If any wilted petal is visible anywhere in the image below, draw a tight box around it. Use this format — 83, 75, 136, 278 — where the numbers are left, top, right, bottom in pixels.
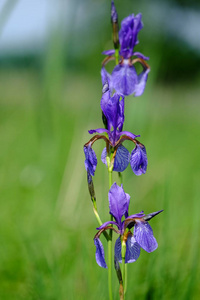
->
130, 143, 147, 176
109, 183, 130, 226
114, 235, 140, 263
113, 145, 130, 172
112, 64, 138, 96
134, 67, 150, 97
94, 238, 107, 268
84, 145, 97, 176
134, 221, 158, 253
125, 235, 141, 263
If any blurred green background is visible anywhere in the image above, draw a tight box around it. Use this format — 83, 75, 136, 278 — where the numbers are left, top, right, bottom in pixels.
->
0, 0, 200, 299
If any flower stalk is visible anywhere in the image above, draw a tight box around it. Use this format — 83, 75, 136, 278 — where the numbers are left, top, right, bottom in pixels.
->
83, 1, 163, 299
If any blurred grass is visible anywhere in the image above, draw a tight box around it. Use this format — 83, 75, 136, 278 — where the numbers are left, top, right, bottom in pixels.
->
0, 68, 199, 300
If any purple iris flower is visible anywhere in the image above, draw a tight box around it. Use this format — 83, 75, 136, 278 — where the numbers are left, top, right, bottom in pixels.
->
94, 183, 163, 268
102, 4, 150, 96
84, 81, 148, 176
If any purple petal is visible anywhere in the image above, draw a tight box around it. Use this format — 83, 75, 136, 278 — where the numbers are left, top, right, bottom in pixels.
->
114, 237, 122, 262
101, 67, 112, 92
102, 49, 115, 56
101, 147, 108, 166
114, 235, 141, 263
101, 92, 124, 135
134, 67, 150, 97
125, 235, 141, 263
88, 128, 109, 135
119, 130, 140, 140
113, 145, 130, 172
130, 143, 147, 176
84, 145, 97, 176
109, 183, 130, 226
96, 220, 118, 230
133, 51, 149, 60
101, 145, 130, 172
112, 64, 138, 96
134, 221, 158, 253
111, 0, 118, 23
119, 13, 143, 58
94, 238, 107, 268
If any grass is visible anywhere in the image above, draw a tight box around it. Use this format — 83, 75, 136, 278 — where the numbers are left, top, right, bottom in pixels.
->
0, 69, 199, 299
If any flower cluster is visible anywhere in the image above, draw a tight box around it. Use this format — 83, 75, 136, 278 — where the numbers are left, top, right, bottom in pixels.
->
83, 1, 162, 298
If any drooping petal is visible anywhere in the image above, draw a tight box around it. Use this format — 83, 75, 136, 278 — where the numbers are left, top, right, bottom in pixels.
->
125, 235, 141, 263
130, 143, 147, 176
134, 67, 150, 97
114, 235, 141, 263
109, 183, 130, 226
84, 145, 97, 176
101, 145, 130, 173
94, 238, 107, 268
101, 67, 113, 93
112, 64, 138, 96
114, 237, 122, 262
113, 145, 130, 172
134, 221, 158, 253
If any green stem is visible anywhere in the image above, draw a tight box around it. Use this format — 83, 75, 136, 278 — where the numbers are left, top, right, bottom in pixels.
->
121, 240, 126, 299
115, 49, 119, 65
118, 172, 123, 185
125, 263, 127, 295
92, 199, 110, 241
108, 238, 113, 300
106, 155, 113, 300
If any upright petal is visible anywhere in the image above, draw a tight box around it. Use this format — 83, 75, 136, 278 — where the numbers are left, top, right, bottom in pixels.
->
119, 14, 143, 58
130, 143, 147, 175
112, 64, 138, 96
134, 221, 158, 253
94, 238, 107, 268
84, 145, 97, 176
109, 183, 130, 226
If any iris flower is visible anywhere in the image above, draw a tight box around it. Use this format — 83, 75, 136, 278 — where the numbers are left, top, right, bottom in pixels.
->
94, 183, 163, 268
102, 4, 150, 96
84, 81, 147, 177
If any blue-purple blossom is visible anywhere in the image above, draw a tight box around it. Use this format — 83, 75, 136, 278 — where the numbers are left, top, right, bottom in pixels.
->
102, 3, 150, 96
84, 81, 147, 176
94, 183, 163, 268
